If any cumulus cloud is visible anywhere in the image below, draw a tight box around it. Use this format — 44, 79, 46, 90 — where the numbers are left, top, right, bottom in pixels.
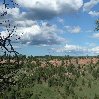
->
88, 11, 99, 17
83, 0, 99, 11
64, 26, 81, 33
1, 22, 65, 46
52, 44, 87, 54
15, 20, 36, 27
0, 4, 23, 20
15, 0, 83, 20
0, 3, 66, 46
51, 44, 99, 55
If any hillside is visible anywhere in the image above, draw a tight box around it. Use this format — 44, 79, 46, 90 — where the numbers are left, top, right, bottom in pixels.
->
0, 55, 99, 99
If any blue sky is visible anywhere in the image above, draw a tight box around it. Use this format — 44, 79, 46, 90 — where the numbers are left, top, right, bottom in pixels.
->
0, 0, 99, 56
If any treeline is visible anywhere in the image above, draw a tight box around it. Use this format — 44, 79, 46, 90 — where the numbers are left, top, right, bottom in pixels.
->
1, 54, 99, 61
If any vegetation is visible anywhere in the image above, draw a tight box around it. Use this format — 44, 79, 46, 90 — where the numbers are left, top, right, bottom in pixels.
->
0, 55, 99, 99
0, 1, 99, 99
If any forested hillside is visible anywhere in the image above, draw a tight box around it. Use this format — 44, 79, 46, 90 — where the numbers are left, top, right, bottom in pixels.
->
0, 55, 99, 99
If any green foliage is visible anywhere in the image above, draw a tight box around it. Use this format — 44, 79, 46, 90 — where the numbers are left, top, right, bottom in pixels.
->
94, 94, 99, 99
1, 55, 99, 99
34, 94, 39, 99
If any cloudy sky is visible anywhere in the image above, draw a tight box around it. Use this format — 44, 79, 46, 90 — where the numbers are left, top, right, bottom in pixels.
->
0, 0, 99, 56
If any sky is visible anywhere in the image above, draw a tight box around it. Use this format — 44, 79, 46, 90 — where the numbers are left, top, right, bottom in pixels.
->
0, 0, 99, 56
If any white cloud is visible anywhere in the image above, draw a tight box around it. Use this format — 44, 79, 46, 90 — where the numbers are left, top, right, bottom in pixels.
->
51, 44, 86, 53
91, 46, 99, 54
92, 33, 99, 38
15, 20, 37, 27
1, 22, 66, 46
64, 26, 81, 33
0, 3, 66, 46
7, 7, 21, 18
0, 4, 23, 19
15, 0, 83, 20
83, 0, 99, 11
88, 11, 99, 17
15, 0, 83, 10
51, 44, 99, 55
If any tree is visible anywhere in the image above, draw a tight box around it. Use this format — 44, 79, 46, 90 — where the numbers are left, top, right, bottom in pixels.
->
0, 0, 20, 93
0, 0, 18, 54
95, 19, 99, 31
